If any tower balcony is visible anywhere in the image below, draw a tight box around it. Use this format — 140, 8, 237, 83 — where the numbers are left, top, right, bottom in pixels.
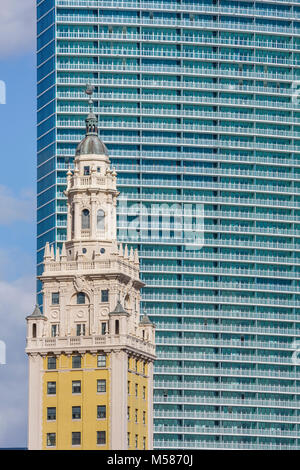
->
25, 332, 156, 359
42, 253, 141, 282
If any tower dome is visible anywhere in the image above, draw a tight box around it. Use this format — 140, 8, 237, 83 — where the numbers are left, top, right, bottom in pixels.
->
75, 85, 109, 157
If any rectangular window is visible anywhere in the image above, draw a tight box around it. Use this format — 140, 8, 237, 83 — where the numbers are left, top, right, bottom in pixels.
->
51, 324, 58, 337
143, 436, 146, 450
135, 359, 138, 372
128, 381, 130, 395
72, 406, 81, 419
47, 381, 56, 395
72, 406, 81, 420
135, 409, 138, 423
47, 356, 56, 370
84, 166, 90, 175
97, 405, 106, 419
72, 355, 82, 369
127, 406, 130, 421
72, 432, 81, 446
143, 411, 146, 425
97, 431, 106, 445
51, 292, 59, 304
143, 362, 146, 374
101, 289, 109, 302
47, 407, 56, 421
127, 432, 130, 448
47, 433, 56, 447
97, 354, 106, 367
143, 386, 146, 400
101, 322, 107, 335
135, 434, 138, 449
76, 324, 85, 336
72, 380, 81, 394
135, 383, 138, 397
97, 379, 106, 393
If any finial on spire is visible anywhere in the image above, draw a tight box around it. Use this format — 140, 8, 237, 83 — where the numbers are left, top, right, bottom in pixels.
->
85, 82, 95, 114
84, 82, 98, 136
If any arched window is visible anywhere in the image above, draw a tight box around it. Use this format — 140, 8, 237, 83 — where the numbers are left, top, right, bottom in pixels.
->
71, 206, 75, 234
81, 209, 90, 229
97, 209, 105, 230
115, 319, 119, 335
77, 292, 86, 304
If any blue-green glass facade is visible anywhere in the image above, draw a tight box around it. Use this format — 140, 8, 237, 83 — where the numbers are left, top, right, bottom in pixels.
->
37, 0, 300, 449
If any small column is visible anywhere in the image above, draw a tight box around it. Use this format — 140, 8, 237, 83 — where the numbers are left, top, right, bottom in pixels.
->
74, 201, 80, 240
91, 196, 97, 239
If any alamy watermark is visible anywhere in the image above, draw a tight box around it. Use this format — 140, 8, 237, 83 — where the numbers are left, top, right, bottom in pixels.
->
0, 340, 6, 365
118, 199, 204, 251
0, 81, 6, 105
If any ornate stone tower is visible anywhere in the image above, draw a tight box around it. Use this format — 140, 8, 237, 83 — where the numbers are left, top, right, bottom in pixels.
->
26, 89, 156, 450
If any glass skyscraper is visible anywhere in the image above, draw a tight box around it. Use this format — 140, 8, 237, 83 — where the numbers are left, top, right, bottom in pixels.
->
37, 0, 300, 449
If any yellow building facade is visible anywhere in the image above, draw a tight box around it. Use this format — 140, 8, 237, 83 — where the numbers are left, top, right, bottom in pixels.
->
26, 91, 156, 450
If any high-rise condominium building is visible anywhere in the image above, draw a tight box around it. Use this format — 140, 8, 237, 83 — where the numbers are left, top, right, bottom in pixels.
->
27, 103, 156, 450
37, 0, 300, 449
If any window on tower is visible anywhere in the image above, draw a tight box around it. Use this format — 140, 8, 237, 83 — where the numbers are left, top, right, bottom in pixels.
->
72, 432, 81, 446
97, 354, 106, 367
97, 209, 105, 230
52, 292, 59, 305
47, 433, 56, 447
77, 292, 85, 304
83, 166, 90, 175
97, 379, 106, 393
72, 406, 81, 420
72, 380, 81, 394
72, 355, 82, 369
81, 209, 90, 229
101, 289, 109, 302
76, 323, 86, 336
47, 382, 56, 395
47, 407, 56, 421
47, 356, 57, 370
97, 405, 106, 419
97, 431, 106, 445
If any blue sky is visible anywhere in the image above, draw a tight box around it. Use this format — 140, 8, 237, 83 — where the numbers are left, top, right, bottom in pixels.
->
0, 0, 36, 448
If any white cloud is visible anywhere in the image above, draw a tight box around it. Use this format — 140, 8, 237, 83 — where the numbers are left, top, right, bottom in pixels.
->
0, 276, 35, 448
0, 185, 34, 225
0, 0, 35, 57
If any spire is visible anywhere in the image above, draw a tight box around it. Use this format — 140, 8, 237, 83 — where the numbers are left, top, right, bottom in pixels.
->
85, 83, 98, 136
119, 244, 123, 257
26, 304, 44, 320
109, 300, 129, 316
134, 248, 139, 265
61, 243, 67, 261
75, 83, 109, 157
44, 242, 51, 261
140, 311, 154, 326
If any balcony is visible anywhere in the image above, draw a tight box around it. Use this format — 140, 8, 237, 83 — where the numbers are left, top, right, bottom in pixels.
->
26, 333, 155, 357
56, 14, 297, 36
